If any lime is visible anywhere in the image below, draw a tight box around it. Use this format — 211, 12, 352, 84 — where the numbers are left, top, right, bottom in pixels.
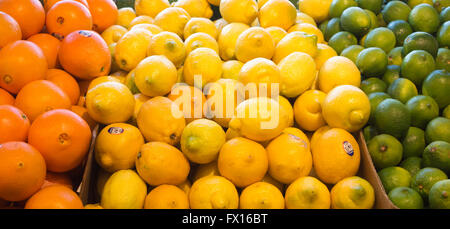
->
378, 166, 411, 193
340, 7, 372, 37
440, 7, 450, 23
387, 47, 404, 66
388, 187, 424, 209
411, 167, 448, 201
363, 27, 396, 53
423, 141, 450, 174
364, 9, 379, 30
400, 50, 436, 87
368, 134, 403, 170
361, 78, 387, 95
433, 0, 450, 12
429, 179, 450, 209
382, 65, 401, 87
403, 31, 439, 57
422, 69, 450, 109
377, 12, 387, 27
368, 92, 391, 124
325, 17, 342, 41
425, 117, 450, 143
374, 98, 411, 139
408, 4, 440, 33
408, 0, 433, 8
402, 127, 426, 158
329, 0, 358, 18
356, 0, 383, 14
387, 20, 413, 46
363, 125, 379, 142
328, 31, 358, 54
387, 78, 418, 104
356, 47, 388, 77
444, 105, 450, 119
436, 48, 450, 71
341, 44, 365, 63
319, 20, 330, 35
437, 21, 450, 48
400, 156, 423, 177
382, 1, 412, 24
405, 95, 439, 129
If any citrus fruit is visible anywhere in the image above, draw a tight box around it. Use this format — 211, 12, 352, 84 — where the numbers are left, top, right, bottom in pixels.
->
324, 17, 341, 41
388, 187, 424, 209
437, 21, 450, 48
429, 179, 450, 209
382, 66, 401, 88
318, 56, 361, 93
288, 23, 325, 44
235, 27, 275, 62
402, 127, 426, 159
101, 169, 147, 209
330, 176, 375, 209
218, 22, 250, 61
378, 166, 412, 193
368, 134, 403, 169
258, 0, 297, 30
328, 0, 358, 18
425, 117, 450, 143
374, 98, 411, 139
285, 176, 331, 209
314, 43, 338, 70
147, 31, 186, 68
124, 69, 140, 94
408, 3, 440, 34
298, 0, 333, 23
184, 17, 218, 40
368, 92, 391, 124
168, 84, 206, 124
25, 185, 83, 209
184, 32, 219, 55
0, 0, 45, 39
45, 69, 80, 105
403, 31, 439, 57
183, 47, 222, 88
135, 0, 170, 18
422, 70, 450, 109
41, 172, 73, 190
365, 9, 379, 30
436, 48, 450, 72
411, 167, 448, 201
406, 95, 439, 129
361, 78, 387, 95
221, 60, 244, 80
173, 0, 213, 18
0, 105, 30, 144
340, 7, 372, 37
265, 26, 288, 46
401, 50, 436, 87
116, 7, 136, 28
134, 55, 177, 97
356, 47, 388, 77
220, 0, 258, 25
0, 88, 14, 105
293, 90, 327, 132
278, 52, 316, 98
144, 185, 189, 209
239, 182, 285, 209
387, 78, 418, 104
356, 0, 383, 14
387, 20, 413, 46
87, 0, 118, 33
340, 45, 364, 63
440, 6, 450, 21
189, 176, 239, 209
387, 47, 403, 66
400, 156, 423, 177
273, 31, 319, 63
296, 12, 317, 26
363, 125, 378, 142
364, 28, 396, 53
381, 1, 412, 24
192, 161, 220, 181
328, 31, 358, 55
27, 33, 61, 69
422, 141, 450, 174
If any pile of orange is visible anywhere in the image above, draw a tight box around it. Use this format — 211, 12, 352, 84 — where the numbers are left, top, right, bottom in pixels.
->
0, 0, 119, 209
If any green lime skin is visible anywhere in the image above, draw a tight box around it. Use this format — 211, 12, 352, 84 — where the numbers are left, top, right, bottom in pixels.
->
387, 78, 418, 104
325, 17, 342, 41
319, 20, 329, 35
400, 50, 436, 88
363, 125, 379, 142
356, 47, 388, 77
328, 31, 358, 54
340, 6, 372, 37
382, 65, 401, 87
388, 187, 424, 209
400, 156, 423, 177
387, 20, 413, 46
408, 3, 441, 34
363, 27, 397, 53
374, 98, 411, 139
356, 0, 383, 14
405, 95, 439, 129
422, 70, 450, 109
115, 0, 135, 9
388, 47, 403, 66
368, 134, 404, 170
329, 0, 359, 18
361, 77, 387, 95
368, 92, 391, 124
378, 166, 412, 193
402, 31, 439, 57
364, 9, 379, 30
433, 0, 450, 13
382, 1, 412, 24
429, 179, 450, 209
411, 167, 448, 202
435, 48, 450, 72
341, 44, 365, 63
440, 7, 450, 23
425, 117, 450, 144
422, 141, 450, 174
437, 21, 450, 48
444, 105, 450, 119
402, 127, 426, 158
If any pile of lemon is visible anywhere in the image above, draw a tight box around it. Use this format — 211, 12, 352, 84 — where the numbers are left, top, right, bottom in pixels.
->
84, 0, 375, 209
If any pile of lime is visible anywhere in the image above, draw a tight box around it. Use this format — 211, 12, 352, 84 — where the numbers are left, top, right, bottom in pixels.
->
319, 0, 450, 209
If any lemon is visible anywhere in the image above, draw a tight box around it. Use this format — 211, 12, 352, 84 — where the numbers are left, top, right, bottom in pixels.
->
84, 204, 103, 209
207, 0, 220, 6
235, 27, 275, 63
115, 28, 153, 71
258, 0, 270, 9
288, 23, 325, 44
177, 66, 184, 83
167, 84, 206, 123
184, 17, 218, 39
318, 56, 361, 93
278, 52, 317, 98
222, 60, 244, 80
131, 23, 163, 35
296, 12, 317, 26
174, 0, 213, 18
180, 119, 226, 164
293, 90, 327, 131
130, 93, 150, 125
193, 161, 221, 181
147, 31, 186, 68
129, 16, 154, 28
86, 82, 135, 125
183, 47, 223, 88
101, 25, 128, 46
101, 170, 147, 209
96, 168, 112, 198
285, 176, 331, 209
273, 31, 318, 63
229, 97, 290, 142
314, 43, 338, 70
135, 55, 178, 97
239, 182, 285, 209
310, 125, 331, 150
220, 0, 258, 25
225, 127, 242, 140
154, 7, 191, 37
331, 176, 375, 209
278, 96, 294, 127
144, 185, 189, 209
322, 85, 370, 132
95, 123, 145, 173
177, 179, 192, 195
218, 22, 250, 61
117, 7, 137, 29
87, 76, 122, 92
189, 176, 239, 209
258, 0, 297, 30
261, 173, 285, 192
124, 69, 140, 94
282, 127, 311, 151
184, 32, 219, 55
237, 58, 281, 98
214, 18, 229, 34
312, 128, 361, 184
135, 0, 170, 18
298, 0, 333, 23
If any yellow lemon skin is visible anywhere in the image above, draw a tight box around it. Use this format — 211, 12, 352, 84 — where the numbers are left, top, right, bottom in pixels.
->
235, 27, 275, 63
129, 16, 154, 28
144, 185, 189, 209
177, 179, 192, 195
184, 17, 218, 40
298, 0, 333, 23
273, 31, 318, 63
134, 55, 178, 97
84, 204, 103, 209
237, 58, 281, 98
207, 0, 221, 6
218, 137, 268, 188
278, 52, 317, 98
318, 56, 361, 93
239, 182, 285, 209
184, 32, 219, 55
147, 31, 186, 68
101, 25, 128, 46
95, 123, 145, 173
135, 0, 170, 18
101, 170, 147, 209
258, 0, 270, 9
222, 60, 244, 80
117, 7, 137, 29
310, 125, 331, 151
282, 127, 310, 151
293, 90, 327, 132
193, 161, 221, 181
124, 69, 140, 94
314, 43, 337, 70
137, 96, 186, 145
154, 7, 191, 37
266, 133, 312, 184
189, 176, 239, 209
265, 26, 287, 46
130, 93, 150, 126
312, 128, 360, 184
218, 22, 250, 61
278, 96, 294, 127
288, 23, 325, 44
322, 85, 370, 132
136, 142, 190, 186
174, 0, 213, 18
214, 18, 229, 34
331, 176, 375, 209
115, 28, 153, 71
87, 76, 122, 92
220, 0, 258, 25
261, 173, 285, 192
183, 47, 223, 88
225, 127, 242, 140
296, 12, 317, 26
285, 176, 331, 209
168, 84, 206, 124
86, 82, 135, 125
258, 0, 297, 31
180, 119, 226, 164
131, 23, 163, 35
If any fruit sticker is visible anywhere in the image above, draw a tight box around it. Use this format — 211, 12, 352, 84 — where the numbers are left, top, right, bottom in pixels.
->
343, 141, 354, 156
108, 126, 124, 135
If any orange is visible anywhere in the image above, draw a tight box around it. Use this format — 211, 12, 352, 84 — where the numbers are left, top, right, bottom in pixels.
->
0, 105, 30, 144
27, 33, 61, 69
0, 141, 46, 202
46, 69, 81, 105
167, 85, 206, 124
45, 1, 93, 40
0, 40, 48, 94
28, 109, 91, 173
41, 172, 73, 190
144, 184, 189, 209
44, 0, 89, 11
0, 88, 14, 105
0, 0, 45, 39
86, 0, 118, 33
0, 12, 22, 48
71, 105, 97, 130
14, 80, 72, 122
58, 30, 111, 80
25, 185, 83, 209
